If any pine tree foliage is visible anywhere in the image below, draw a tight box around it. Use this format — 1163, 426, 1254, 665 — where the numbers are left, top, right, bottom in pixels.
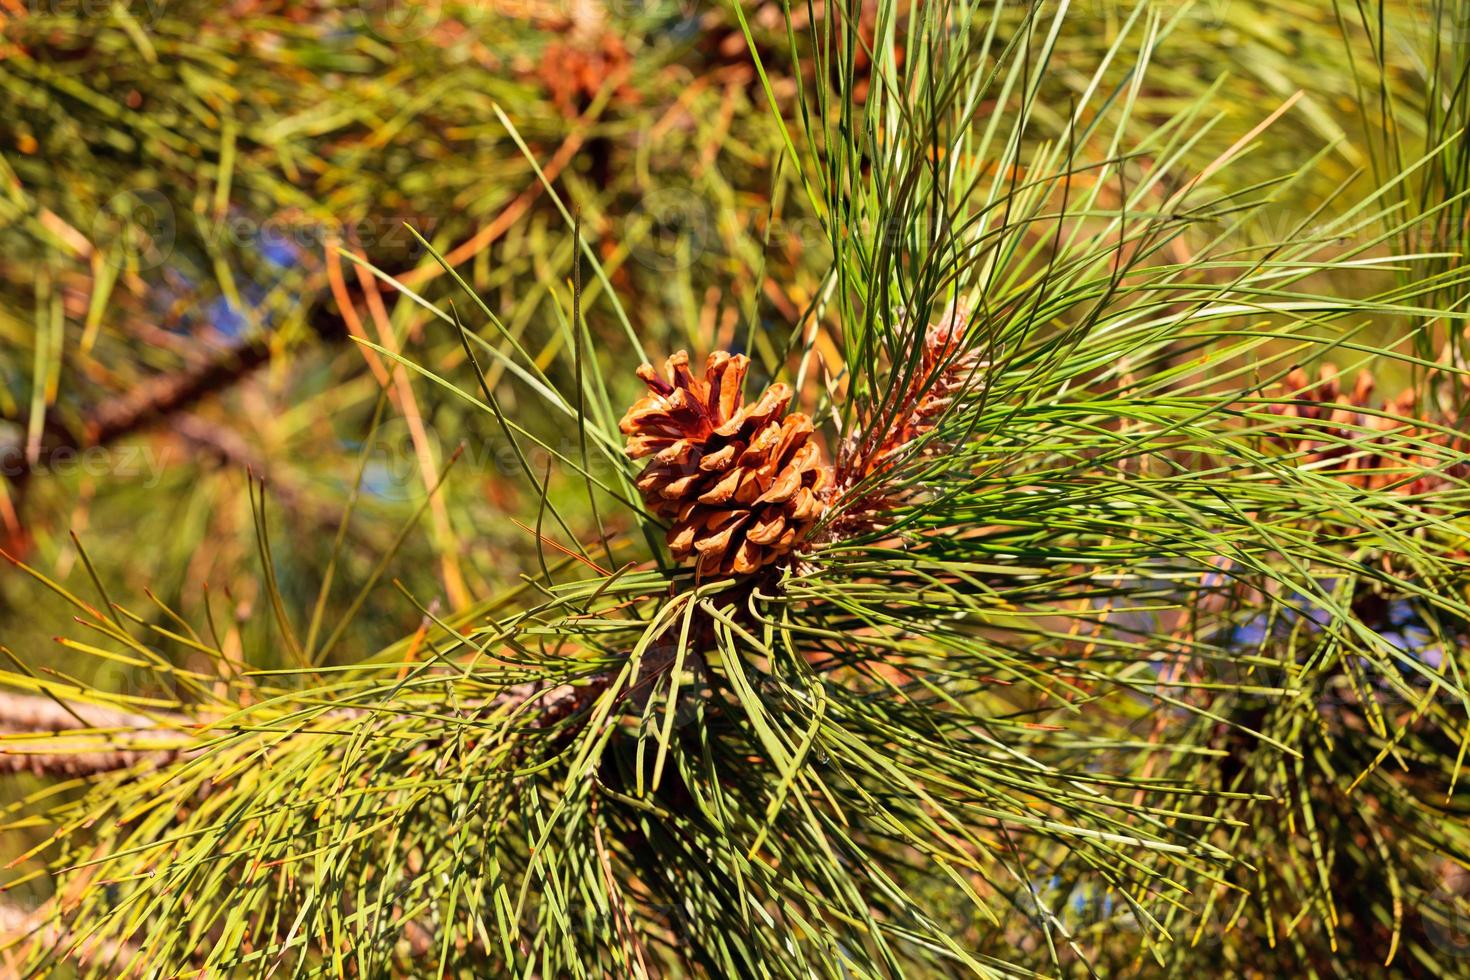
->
0, 0, 800, 647
2, 1, 1470, 977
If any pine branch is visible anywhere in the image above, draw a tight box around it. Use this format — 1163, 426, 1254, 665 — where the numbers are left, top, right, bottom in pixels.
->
80, 341, 273, 449
0, 691, 196, 777
0, 691, 171, 733
0, 336, 270, 499
0, 676, 607, 777
0, 735, 198, 779
0, 301, 350, 554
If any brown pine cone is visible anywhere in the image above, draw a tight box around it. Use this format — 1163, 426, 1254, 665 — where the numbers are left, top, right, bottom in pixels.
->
537, 32, 635, 118
1265, 365, 1423, 492
875, 307, 983, 472
842, 302, 983, 483
619, 351, 831, 576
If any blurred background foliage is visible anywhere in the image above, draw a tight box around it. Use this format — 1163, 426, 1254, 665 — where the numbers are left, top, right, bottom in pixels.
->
0, 0, 814, 662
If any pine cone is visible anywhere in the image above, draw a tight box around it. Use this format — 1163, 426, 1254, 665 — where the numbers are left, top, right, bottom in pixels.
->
1265, 365, 1422, 492
843, 303, 984, 483
619, 351, 831, 576
1265, 366, 1470, 571
817, 304, 986, 540
538, 32, 635, 118
877, 309, 984, 472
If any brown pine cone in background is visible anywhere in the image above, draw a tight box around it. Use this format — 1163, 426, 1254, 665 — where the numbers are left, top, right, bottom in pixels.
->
1264, 364, 1470, 493
840, 302, 984, 485
619, 351, 831, 576
701, 1, 898, 103
538, 32, 635, 118
1267, 366, 1400, 489
869, 306, 983, 477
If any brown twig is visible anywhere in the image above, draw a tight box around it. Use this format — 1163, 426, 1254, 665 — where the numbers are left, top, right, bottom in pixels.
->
0, 691, 197, 777
0, 300, 355, 557
0, 690, 174, 734
0, 734, 198, 778
77, 339, 273, 450
0, 335, 272, 549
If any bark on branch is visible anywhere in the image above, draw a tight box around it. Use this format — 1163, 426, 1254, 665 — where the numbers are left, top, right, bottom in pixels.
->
0, 691, 198, 777
82, 340, 273, 450
0, 295, 357, 558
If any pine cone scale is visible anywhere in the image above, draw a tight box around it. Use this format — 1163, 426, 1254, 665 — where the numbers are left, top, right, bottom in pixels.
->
747, 509, 787, 545
699, 443, 741, 471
